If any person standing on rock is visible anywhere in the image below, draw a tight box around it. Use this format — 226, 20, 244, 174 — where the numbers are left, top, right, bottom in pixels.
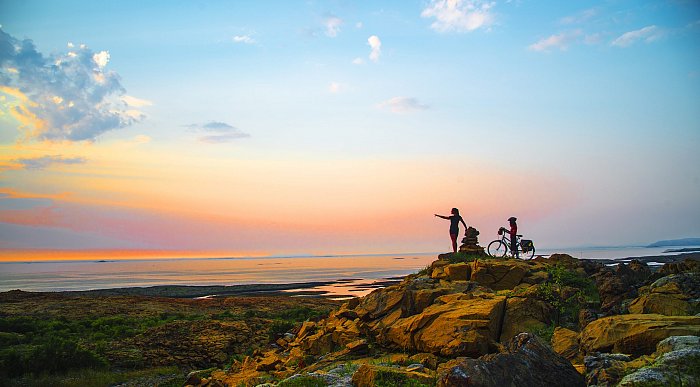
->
508, 216, 519, 259
435, 208, 467, 253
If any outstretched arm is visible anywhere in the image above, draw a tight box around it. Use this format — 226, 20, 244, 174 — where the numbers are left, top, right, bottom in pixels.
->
434, 214, 449, 219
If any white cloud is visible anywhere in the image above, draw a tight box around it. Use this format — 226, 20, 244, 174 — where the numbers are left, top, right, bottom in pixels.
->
14, 155, 86, 170
0, 28, 143, 141
528, 30, 582, 52
233, 35, 256, 44
352, 57, 365, 65
356, 22, 363, 29
122, 95, 153, 108
421, 0, 495, 33
378, 97, 429, 113
324, 16, 343, 37
92, 51, 110, 69
611, 25, 663, 47
368, 35, 381, 62
560, 8, 597, 25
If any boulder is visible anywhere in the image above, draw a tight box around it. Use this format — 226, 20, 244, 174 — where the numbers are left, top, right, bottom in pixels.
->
499, 296, 552, 343
470, 260, 529, 290
618, 347, 700, 386
355, 286, 404, 321
383, 294, 506, 357
445, 263, 471, 281
551, 327, 580, 360
351, 364, 435, 387
580, 314, 700, 357
437, 333, 585, 387
584, 352, 632, 386
628, 273, 700, 316
400, 288, 450, 317
408, 352, 439, 370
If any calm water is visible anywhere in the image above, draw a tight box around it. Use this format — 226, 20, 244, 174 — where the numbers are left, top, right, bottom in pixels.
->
0, 246, 691, 295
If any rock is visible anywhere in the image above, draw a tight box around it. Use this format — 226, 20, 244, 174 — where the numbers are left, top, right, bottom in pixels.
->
470, 260, 529, 290
580, 314, 700, 357
382, 294, 506, 357
655, 335, 700, 355
444, 263, 471, 281
499, 296, 552, 343
405, 363, 425, 372
255, 352, 282, 371
659, 258, 700, 275
629, 273, 700, 316
344, 339, 368, 354
618, 347, 700, 387
584, 353, 632, 386
355, 286, 404, 321
551, 327, 580, 360
408, 352, 439, 370
547, 254, 581, 270
400, 288, 450, 317
351, 364, 435, 387
436, 333, 584, 387
592, 260, 652, 315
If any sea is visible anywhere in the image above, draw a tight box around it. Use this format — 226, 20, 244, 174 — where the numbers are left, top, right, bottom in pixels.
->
0, 246, 694, 298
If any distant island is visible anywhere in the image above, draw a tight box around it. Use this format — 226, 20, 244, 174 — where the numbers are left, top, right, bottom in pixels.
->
646, 237, 700, 248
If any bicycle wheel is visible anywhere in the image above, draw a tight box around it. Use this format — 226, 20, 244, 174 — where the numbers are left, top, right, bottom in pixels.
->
520, 244, 535, 259
487, 240, 507, 258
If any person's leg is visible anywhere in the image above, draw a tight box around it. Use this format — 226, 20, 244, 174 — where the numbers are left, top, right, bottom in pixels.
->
511, 237, 519, 259
450, 233, 458, 253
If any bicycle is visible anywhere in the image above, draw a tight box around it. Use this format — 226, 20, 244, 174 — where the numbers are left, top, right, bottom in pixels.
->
487, 227, 536, 259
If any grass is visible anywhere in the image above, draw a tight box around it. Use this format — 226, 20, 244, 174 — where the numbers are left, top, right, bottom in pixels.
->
0, 294, 337, 384
277, 375, 327, 387
4, 366, 181, 387
374, 369, 433, 387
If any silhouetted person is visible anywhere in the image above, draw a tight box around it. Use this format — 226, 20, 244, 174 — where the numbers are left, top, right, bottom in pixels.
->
435, 208, 467, 253
508, 216, 518, 258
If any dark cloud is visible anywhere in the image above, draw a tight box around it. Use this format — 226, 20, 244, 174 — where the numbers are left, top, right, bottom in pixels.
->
186, 121, 250, 143
0, 28, 143, 141
14, 155, 87, 170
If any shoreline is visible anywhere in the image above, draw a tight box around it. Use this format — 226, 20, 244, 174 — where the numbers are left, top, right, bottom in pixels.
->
2, 252, 698, 299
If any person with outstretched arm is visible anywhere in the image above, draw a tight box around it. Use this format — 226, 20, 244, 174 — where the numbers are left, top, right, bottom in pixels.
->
434, 208, 467, 253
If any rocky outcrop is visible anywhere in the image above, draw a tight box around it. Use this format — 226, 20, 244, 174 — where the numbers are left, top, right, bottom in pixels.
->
437, 333, 585, 387
580, 314, 700, 357
198, 254, 700, 387
499, 296, 552, 343
592, 260, 652, 315
382, 293, 506, 357
585, 335, 700, 387
628, 273, 700, 316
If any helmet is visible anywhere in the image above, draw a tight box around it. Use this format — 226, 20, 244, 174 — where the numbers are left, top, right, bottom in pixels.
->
508, 217, 517, 222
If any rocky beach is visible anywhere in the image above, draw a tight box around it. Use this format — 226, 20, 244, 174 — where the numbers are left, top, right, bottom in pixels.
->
2, 246, 700, 386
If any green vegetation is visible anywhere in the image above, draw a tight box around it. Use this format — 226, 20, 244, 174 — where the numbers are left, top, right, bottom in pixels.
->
0, 293, 337, 386
277, 375, 327, 387
536, 263, 600, 327
531, 323, 557, 343
3, 366, 180, 387
374, 369, 434, 387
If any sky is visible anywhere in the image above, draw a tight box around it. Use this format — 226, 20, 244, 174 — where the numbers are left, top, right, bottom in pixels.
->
0, 0, 699, 259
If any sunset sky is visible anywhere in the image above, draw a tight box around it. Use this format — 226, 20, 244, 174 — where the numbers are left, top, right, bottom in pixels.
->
1, 0, 699, 259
